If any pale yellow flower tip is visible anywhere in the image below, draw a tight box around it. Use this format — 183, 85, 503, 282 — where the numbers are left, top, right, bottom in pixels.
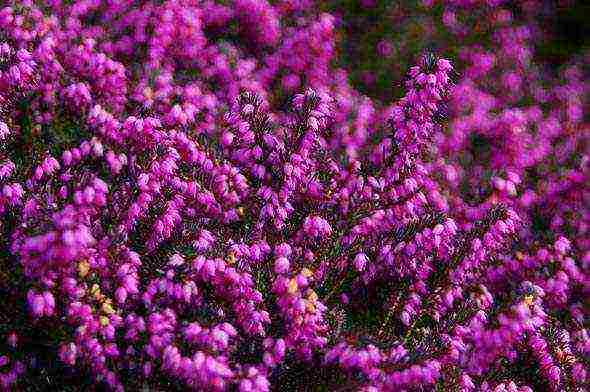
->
287, 278, 298, 294
78, 260, 90, 278
301, 267, 313, 278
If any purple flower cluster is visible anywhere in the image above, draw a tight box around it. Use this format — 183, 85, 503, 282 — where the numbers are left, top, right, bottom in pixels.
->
0, 0, 587, 391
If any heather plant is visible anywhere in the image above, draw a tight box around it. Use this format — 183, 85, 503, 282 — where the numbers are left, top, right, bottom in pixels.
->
0, 1, 588, 391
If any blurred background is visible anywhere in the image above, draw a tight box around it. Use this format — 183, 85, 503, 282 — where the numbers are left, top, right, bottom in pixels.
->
321, 0, 588, 102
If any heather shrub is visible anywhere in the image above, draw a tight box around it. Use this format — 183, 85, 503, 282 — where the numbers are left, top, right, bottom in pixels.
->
0, 1, 587, 391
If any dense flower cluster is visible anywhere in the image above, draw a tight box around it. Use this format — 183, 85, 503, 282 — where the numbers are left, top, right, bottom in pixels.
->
0, 0, 587, 391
